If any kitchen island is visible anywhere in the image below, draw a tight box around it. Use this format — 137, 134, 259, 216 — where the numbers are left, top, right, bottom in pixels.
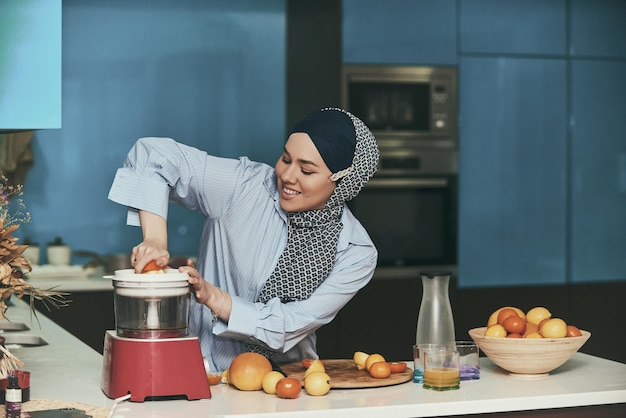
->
4, 298, 625, 417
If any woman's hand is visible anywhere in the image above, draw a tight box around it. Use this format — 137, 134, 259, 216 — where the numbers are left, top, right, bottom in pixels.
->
131, 238, 170, 273
180, 259, 231, 322
132, 210, 169, 273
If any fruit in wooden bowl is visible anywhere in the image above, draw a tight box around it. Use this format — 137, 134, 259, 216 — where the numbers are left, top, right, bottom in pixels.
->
468, 327, 591, 375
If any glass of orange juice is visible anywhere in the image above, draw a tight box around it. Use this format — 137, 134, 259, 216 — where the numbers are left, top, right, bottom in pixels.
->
423, 349, 460, 391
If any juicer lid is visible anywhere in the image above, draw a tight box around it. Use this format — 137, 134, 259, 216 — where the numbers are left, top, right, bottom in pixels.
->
107, 268, 190, 282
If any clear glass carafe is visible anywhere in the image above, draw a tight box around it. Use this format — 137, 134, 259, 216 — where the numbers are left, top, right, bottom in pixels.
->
415, 271, 455, 345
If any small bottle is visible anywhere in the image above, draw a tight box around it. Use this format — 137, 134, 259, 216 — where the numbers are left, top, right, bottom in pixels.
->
5, 374, 21, 418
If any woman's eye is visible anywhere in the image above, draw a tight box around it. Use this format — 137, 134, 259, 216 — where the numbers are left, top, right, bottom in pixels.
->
281, 156, 291, 164
301, 169, 313, 175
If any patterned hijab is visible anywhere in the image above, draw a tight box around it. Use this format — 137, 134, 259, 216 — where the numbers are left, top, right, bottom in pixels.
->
247, 108, 379, 355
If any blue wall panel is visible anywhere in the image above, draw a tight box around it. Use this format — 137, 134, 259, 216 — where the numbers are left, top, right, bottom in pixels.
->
570, 60, 626, 282
18, 0, 286, 260
570, 0, 626, 58
342, 0, 457, 65
460, 0, 566, 56
458, 57, 568, 287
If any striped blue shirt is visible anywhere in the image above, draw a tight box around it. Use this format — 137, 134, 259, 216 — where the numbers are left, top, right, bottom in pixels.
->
108, 137, 377, 372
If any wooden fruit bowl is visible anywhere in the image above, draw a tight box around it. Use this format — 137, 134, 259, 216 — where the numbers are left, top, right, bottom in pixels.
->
468, 327, 591, 376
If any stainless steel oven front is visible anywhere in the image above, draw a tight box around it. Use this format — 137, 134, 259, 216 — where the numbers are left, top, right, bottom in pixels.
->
348, 148, 457, 279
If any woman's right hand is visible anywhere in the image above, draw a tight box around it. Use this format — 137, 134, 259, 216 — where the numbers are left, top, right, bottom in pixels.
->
131, 238, 170, 273
132, 210, 170, 273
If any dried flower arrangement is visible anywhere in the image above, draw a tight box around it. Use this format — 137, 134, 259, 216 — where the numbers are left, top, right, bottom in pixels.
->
1, 174, 69, 375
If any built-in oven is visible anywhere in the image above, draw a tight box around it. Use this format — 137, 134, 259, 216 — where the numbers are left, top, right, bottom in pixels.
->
347, 149, 457, 279
343, 65, 458, 279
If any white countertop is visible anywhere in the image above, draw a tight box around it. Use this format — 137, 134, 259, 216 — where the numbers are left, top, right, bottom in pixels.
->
25, 265, 113, 292
3, 298, 626, 417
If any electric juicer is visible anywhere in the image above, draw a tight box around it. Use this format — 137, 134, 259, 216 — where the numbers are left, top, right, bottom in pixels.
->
101, 269, 211, 402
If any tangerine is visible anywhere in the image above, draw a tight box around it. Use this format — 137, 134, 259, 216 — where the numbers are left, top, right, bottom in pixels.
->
566, 325, 583, 337
503, 315, 526, 335
228, 352, 272, 391
369, 361, 392, 379
276, 377, 302, 399
207, 374, 222, 386
388, 362, 407, 373
497, 308, 519, 325
522, 322, 538, 337
142, 259, 163, 273
487, 306, 526, 326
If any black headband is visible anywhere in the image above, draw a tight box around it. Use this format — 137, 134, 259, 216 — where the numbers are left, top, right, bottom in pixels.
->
290, 109, 356, 174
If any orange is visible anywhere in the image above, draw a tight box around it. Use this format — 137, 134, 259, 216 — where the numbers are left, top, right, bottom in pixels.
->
228, 352, 272, 391
365, 353, 386, 371
523, 322, 538, 337
304, 371, 331, 396
369, 361, 392, 379
503, 315, 526, 335
497, 308, 519, 325
142, 259, 164, 273
388, 362, 407, 373
566, 325, 583, 337
275, 377, 301, 399
487, 306, 526, 327
207, 374, 222, 386
540, 318, 567, 338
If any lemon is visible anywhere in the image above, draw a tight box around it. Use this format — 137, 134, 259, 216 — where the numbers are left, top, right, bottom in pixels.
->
304, 359, 326, 377
525, 332, 543, 339
484, 324, 507, 337
353, 351, 369, 370
365, 353, 386, 371
262, 371, 285, 394
526, 307, 551, 325
304, 371, 331, 396
540, 318, 567, 338
221, 369, 229, 384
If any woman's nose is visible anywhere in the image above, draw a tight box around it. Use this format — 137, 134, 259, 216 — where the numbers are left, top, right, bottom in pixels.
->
280, 165, 297, 183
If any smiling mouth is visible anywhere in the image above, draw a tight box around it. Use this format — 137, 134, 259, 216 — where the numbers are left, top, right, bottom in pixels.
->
282, 187, 300, 196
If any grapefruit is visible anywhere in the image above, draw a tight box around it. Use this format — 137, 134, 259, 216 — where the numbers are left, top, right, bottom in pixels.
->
228, 352, 272, 391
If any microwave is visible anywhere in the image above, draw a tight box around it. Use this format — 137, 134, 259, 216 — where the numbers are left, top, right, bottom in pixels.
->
341, 65, 457, 151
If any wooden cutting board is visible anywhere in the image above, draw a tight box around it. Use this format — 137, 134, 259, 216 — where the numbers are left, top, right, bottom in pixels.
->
279, 359, 413, 389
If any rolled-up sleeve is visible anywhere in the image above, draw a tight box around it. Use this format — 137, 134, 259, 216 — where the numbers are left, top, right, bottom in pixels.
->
108, 137, 243, 221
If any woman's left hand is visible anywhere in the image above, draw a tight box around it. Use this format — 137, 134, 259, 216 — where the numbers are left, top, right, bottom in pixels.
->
179, 260, 230, 321
179, 260, 210, 305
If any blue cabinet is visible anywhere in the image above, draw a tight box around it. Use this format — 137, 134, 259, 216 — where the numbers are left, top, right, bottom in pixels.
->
0, 0, 62, 131
570, 0, 626, 58
457, 57, 568, 287
459, 0, 566, 55
342, 0, 457, 65
570, 60, 626, 282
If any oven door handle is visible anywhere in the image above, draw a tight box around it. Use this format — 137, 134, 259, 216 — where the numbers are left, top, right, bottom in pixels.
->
365, 177, 449, 188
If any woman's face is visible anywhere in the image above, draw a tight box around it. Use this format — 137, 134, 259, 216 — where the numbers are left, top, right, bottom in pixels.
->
275, 133, 336, 212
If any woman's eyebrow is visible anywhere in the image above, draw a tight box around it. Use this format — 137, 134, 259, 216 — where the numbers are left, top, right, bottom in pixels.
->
283, 146, 320, 167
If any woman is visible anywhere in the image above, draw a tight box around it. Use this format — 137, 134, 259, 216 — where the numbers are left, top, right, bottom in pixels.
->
108, 108, 379, 372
